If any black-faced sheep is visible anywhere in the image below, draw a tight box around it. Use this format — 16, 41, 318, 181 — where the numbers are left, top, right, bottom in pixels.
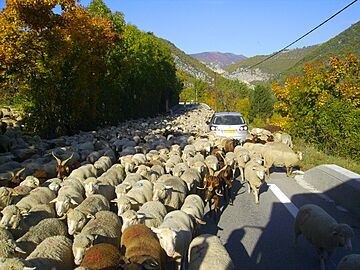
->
294, 204, 354, 270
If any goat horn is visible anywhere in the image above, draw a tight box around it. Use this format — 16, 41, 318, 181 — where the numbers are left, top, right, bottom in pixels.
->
196, 185, 206, 190
215, 190, 223, 197
61, 153, 74, 166
15, 168, 25, 176
52, 151, 61, 165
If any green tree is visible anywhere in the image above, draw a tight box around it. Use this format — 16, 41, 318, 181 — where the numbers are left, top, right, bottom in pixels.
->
248, 84, 275, 122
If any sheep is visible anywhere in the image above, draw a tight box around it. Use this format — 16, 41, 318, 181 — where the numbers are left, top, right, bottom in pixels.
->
263, 142, 302, 177
15, 218, 68, 256
188, 234, 235, 270
12, 186, 55, 213
294, 204, 354, 270
204, 154, 220, 173
0, 187, 18, 211
72, 210, 122, 265
0, 227, 25, 260
337, 254, 360, 270
78, 243, 122, 270
180, 167, 202, 192
120, 224, 166, 270
83, 177, 116, 202
112, 180, 153, 216
274, 132, 293, 148
171, 162, 189, 177
244, 160, 266, 204
98, 163, 126, 186
68, 163, 98, 180
121, 201, 167, 232
152, 176, 188, 212
1, 235, 74, 270
26, 235, 73, 270
94, 155, 113, 175
234, 146, 251, 183
180, 194, 205, 229
0, 203, 56, 238
151, 210, 194, 270
66, 194, 110, 235
50, 177, 85, 217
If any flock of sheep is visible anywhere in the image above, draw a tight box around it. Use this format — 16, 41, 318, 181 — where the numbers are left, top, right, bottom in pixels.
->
0, 104, 358, 270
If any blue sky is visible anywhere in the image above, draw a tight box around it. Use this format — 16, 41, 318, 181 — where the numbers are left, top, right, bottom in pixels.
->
1, 0, 359, 57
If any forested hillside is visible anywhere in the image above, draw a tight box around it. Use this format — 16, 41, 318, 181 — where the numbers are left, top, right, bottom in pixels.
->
0, 0, 181, 138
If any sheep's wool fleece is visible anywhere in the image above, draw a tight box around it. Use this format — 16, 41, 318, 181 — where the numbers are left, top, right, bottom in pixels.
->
188, 234, 234, 270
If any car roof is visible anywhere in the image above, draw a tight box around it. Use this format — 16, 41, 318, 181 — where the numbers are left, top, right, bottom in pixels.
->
213, 112, 243, 116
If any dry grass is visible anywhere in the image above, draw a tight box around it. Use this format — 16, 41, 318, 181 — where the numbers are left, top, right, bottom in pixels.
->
293, 138, 360, 175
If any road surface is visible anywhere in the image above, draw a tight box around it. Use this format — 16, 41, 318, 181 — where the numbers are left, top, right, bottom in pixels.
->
199, 170, 360, 270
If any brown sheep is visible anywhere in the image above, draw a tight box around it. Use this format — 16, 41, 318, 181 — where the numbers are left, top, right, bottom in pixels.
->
120, 224, 166, 270
79, 243, 122, 270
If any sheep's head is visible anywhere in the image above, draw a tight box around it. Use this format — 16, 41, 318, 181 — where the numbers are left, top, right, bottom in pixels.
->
0, 205, 22, 229
73, 234, 96, 265
333, 223, 354, 250
151, 227, 177, 258
67, 209, 87, 235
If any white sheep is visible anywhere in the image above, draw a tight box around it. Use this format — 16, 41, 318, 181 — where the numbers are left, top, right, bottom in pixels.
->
67, 194, 110, 235
72, 210, 122, 265
263, 142, 302, 177
337, 254, 360, 270
180, 194, 205, 229
152, 176, 188, 211
50, 177, 85, 217
294, 204, 354, 270
15, 218, 68, 256
151, 210, 194, 270
244, 160, 266, 204
112, 180, 153, 215
94, 155, 113, 176
68, 163, 98, 180
121, 200, 167, 232
180, 167, 202, 192
188, 234, 235, 270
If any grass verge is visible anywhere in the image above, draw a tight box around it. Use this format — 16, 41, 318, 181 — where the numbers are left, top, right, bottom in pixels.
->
294, 138, 360, 175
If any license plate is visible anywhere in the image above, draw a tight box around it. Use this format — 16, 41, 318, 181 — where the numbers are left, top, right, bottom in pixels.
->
224, 130, 236, 134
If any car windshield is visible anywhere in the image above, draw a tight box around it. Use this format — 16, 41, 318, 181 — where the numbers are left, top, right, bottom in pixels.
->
213, 115, 245, 125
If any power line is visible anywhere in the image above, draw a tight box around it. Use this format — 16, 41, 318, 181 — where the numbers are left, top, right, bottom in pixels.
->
249, 0, 358, 69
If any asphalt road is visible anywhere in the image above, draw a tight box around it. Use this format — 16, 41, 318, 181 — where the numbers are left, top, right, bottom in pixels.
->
199, 170, 360, 270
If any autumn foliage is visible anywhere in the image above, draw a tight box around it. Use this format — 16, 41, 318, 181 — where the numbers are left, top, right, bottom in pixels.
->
272, 54, 360, 160
0, 0, 181, 137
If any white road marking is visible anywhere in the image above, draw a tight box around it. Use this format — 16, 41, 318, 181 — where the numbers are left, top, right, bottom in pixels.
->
268, 184, 298, 218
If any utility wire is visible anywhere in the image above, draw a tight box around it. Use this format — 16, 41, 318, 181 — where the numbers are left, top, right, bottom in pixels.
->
249, 0, 358, 69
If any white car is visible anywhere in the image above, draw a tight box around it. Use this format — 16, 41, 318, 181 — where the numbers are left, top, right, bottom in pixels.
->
207, 112, 249, 141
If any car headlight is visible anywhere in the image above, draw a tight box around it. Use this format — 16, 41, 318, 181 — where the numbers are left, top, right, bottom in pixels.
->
210, 126, 217, 131
239, 125, 248, 131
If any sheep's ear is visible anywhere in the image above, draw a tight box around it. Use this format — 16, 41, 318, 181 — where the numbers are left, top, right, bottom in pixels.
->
195, 217, 206, 225
70, 198, 79, 205
49, 198, 58, 203
24, 267, 37, 270
151, 227, 160, 234
129, 198, 139, 205
164, 185, 173, 191
20, 209, 29, 216
87, 213, 96, 220
111, 199, 119, 203
15, 245, 27, 254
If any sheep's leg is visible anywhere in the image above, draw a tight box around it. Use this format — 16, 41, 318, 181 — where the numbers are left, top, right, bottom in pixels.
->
254, 188, 259, 204
247, 181, 251, 194
239, 168, 244, 183
286, 166, 293, 177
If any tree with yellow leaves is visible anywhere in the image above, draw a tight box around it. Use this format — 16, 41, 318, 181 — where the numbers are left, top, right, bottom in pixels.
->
272, 54, 360, 160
